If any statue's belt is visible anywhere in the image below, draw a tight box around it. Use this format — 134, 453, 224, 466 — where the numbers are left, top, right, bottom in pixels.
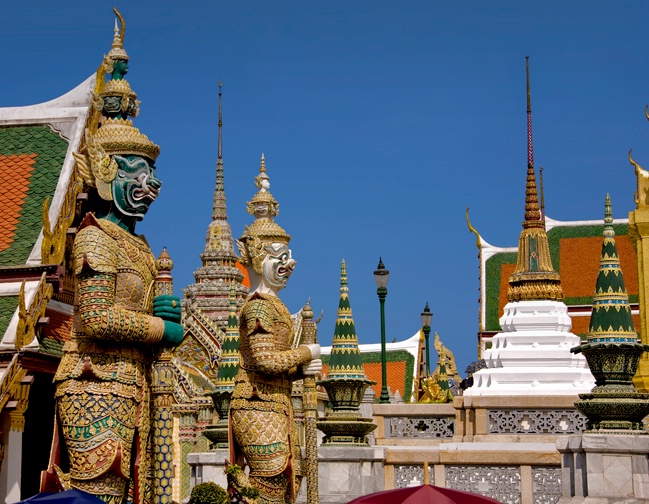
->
237, 369, 292, 390
63, 338, 152, 362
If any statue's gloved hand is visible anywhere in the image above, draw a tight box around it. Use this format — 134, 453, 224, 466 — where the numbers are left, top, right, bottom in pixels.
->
300, 343, 321, 360
301, 358, 322, 376
161, 320, 184, 347
154, 295, 182, 323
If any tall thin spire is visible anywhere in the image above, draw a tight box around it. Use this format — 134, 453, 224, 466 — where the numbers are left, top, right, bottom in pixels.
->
508, 57, 563, 302
212, 81, 226, 221
526, 56, 534, 170
218, 81, 223, 161
523, 56, 542, 229
587, 195, 637, 342
184, 82, 248, 329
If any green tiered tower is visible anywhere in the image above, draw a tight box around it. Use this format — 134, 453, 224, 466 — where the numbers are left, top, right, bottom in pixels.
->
572, 195, 649, 431
317, 260, 376, 445
205, 286, 241, 448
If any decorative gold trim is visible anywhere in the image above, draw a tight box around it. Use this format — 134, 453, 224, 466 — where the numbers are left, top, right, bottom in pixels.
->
16, 273, 54, 350
0, 355, 32, 432
465, 206, 481, 249
41, 174, 84, 265
0, 355, 25, 413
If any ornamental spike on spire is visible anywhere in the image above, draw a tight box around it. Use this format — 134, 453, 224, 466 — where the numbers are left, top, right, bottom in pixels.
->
523, 57, 542, 228
507, 57, 563, 302
212, 81, 226, 221
183, 83, 248, 329
526, 56, 533, 169
587, 195, 637, 343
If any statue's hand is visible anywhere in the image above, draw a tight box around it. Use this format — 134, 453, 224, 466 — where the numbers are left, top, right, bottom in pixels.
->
301, 358, 322, 376
154, 295, 182, 323
161, 320, 184, 347
300, 343, 321, 360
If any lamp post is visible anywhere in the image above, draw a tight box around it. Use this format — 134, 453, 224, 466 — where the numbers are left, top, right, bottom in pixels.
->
421, 302, 433, 376
374, 258, 390, 404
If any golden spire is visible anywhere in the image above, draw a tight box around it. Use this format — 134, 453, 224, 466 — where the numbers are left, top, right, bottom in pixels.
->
108, 8, 129, 61
507, 57, 563, 302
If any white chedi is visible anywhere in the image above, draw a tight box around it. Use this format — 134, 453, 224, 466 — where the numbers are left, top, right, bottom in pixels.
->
465, 299, 594, 396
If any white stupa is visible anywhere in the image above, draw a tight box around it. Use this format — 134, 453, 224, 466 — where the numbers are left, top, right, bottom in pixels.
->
465, 59, 594, 396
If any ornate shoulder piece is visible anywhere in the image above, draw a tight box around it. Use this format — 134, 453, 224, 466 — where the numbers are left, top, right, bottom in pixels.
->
73, 223, 119, 275
242, 294, 274, 335
78, 212, 101, 232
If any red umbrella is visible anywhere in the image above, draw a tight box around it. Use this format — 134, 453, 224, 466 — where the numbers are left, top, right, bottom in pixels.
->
347, 484, 502, 504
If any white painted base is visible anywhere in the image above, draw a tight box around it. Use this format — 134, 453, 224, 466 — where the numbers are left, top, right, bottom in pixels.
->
465, 300, 595, 396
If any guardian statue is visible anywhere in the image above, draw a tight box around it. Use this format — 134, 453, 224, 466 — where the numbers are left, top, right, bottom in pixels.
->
230, 156, 322, 504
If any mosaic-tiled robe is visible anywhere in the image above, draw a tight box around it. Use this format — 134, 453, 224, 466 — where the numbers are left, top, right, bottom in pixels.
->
53, 214, 164, 504
229, 292, 311, 504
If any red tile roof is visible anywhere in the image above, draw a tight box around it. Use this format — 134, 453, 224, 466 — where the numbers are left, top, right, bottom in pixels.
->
0, 154, 36, 252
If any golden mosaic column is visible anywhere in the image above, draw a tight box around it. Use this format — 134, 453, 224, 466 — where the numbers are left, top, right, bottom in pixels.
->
629, 151, 649, 392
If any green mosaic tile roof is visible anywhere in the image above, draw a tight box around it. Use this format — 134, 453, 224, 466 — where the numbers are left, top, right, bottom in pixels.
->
0, 296, 18, 338
38, 337, 65, 357
0, 125, 69, 266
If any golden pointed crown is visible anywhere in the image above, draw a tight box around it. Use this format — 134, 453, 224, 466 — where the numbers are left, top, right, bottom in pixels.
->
237, 155, 291, 274
107, 8, 129, 61
74, 8, 159, 201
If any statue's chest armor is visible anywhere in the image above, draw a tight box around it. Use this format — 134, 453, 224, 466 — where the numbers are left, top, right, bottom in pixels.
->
265, 295, 293, 350
112, 233, 157, 311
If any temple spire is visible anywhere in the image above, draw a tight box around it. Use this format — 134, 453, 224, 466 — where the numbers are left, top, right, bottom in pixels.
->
212, 81, 226, 221
507, 57, 563, 302
183, 82, 248, 329
523, 57, 542, 228
526, 56, 533, 169
587, 195, 637, 342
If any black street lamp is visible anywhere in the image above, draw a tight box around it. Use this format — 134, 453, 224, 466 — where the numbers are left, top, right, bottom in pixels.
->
421, 302, 433, 376
374, 258, 390, 404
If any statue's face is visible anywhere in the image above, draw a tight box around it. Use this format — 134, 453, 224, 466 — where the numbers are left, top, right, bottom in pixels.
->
261, 243, 296, 290
113, 58, 129, 78
112, 155, 161, 220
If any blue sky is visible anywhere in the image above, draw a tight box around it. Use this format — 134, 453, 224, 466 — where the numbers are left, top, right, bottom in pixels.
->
3, 1, 649, 376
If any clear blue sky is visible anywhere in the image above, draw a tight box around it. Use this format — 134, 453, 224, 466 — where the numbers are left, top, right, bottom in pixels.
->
3, 1, 649, 376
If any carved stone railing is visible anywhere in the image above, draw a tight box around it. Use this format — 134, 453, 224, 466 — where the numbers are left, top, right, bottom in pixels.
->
532, 466, 562, 504
373, 403, 457, 442
446, 465, 521, 504
388, 416, 454, 438
488, 409, 587, 434
394, 465, 427, 488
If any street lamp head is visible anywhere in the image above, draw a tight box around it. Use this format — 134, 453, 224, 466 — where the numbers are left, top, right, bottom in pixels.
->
421, 301, 433, 327
374, 257, 390, 288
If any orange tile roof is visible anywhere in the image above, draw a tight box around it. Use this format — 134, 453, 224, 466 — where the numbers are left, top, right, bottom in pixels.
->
42, 308, 72, 343
322, 359, 410, 401
561, 236, 638, 299
0, 154, 36, 252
